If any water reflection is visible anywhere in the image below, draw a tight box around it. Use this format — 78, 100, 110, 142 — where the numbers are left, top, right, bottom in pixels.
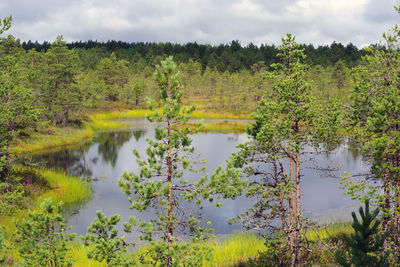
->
29, 119, 369, 238
96, 130, 144, 168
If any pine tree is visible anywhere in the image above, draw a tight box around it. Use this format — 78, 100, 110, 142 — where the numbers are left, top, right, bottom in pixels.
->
344, 5, 400, 256
116, 56, 212, 266
216, 34, 342, 267
81, 211, 133, 266
337, 200, 389, 267
14, 198, 76, 266
42, 35, 79, 125
95, 52, 129, 102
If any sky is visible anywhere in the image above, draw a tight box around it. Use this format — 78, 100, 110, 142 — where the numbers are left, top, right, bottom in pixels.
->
0, 0, 398, 47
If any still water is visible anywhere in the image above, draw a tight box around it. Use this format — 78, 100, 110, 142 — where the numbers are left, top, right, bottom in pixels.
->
32, 119, 370, 236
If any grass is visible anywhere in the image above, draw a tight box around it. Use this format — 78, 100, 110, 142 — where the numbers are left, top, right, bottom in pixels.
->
88, 109, 152, 121
67, 232, 265, 267
204, 233, 266, 266
87, 120, 131, 131
33, 168, 91, 205
305, 222, 353, 242
174, 120, 248, 134
203, 121, 247, 134
70, 243, 107, 267
10, 126, 93, 154
192, 111, 251, 120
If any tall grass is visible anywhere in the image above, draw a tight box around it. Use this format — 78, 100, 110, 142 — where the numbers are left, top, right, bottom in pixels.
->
34, 168, 91, 205
70, 243, 106, 267
204, 232, 266, 266
87, 120, 131, 131
89, 109, 251, 121
305, 222, 353, 242
68, 232, 265, 267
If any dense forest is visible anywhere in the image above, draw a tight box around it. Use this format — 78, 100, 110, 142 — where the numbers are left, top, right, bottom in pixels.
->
21, 39, 365, 71
1, 4, 400, 267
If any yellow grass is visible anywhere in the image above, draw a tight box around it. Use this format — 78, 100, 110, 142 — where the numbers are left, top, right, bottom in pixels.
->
204, 232, 266, 266
192, 111, 251, 120
68, 232, 265, 267
10, 126, 93, 154
305, 222, 353, 242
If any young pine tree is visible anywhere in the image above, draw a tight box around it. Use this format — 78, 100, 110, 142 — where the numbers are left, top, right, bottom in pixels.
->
337, 200, 389, 267
81, 210, 133, 266
14, 198, 76, 267
118, 56, 212, 266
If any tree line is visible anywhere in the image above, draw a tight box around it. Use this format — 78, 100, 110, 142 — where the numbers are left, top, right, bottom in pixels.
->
21, 39, 365, 72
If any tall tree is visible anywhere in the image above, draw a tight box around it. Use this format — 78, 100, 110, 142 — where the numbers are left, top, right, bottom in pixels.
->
331, 59, 349, 90
95, 52, 129, 102
344, 6, 400, 258
0, 15, 39, 191
116, 56, 212, 266
42, 35, 79, 125
223, 34, 341, 266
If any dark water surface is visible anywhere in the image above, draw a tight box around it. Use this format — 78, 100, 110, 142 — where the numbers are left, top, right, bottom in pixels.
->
32, 119, 369, 236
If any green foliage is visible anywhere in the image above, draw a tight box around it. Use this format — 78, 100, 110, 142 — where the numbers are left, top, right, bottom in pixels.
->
14, 198, 76, 266
120, 76, 144, 105
0, 20, 40, 147
42, 35, 80, 125
118, 56, 212, 266
0, 229, 5, 264
337, 200, 389, 267
95, 52, 129, 102
81, 210, 133, 266
343, 9, 400, 260
0, 15, 11, 35
215, 34, 342, 266
331, 59, 349, 90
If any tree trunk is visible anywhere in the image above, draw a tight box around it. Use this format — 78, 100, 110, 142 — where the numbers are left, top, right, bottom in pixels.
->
295, 150, 301, 267
166, 119, 173, 266
289, 152, 296, 267
382, 177, 391, 252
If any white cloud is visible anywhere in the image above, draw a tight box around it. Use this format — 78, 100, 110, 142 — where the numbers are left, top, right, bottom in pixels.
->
0, 0, 398, 47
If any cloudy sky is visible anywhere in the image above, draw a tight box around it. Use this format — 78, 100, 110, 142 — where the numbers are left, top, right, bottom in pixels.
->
0, 0, 398, 47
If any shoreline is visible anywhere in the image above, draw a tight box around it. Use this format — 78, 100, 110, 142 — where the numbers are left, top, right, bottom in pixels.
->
10, 108, 251, 155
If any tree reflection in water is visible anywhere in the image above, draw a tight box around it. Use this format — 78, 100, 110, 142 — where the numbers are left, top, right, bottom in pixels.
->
96, 130, 145, 168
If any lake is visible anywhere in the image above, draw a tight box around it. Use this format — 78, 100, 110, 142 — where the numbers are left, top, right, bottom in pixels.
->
31, 118, 370, 237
